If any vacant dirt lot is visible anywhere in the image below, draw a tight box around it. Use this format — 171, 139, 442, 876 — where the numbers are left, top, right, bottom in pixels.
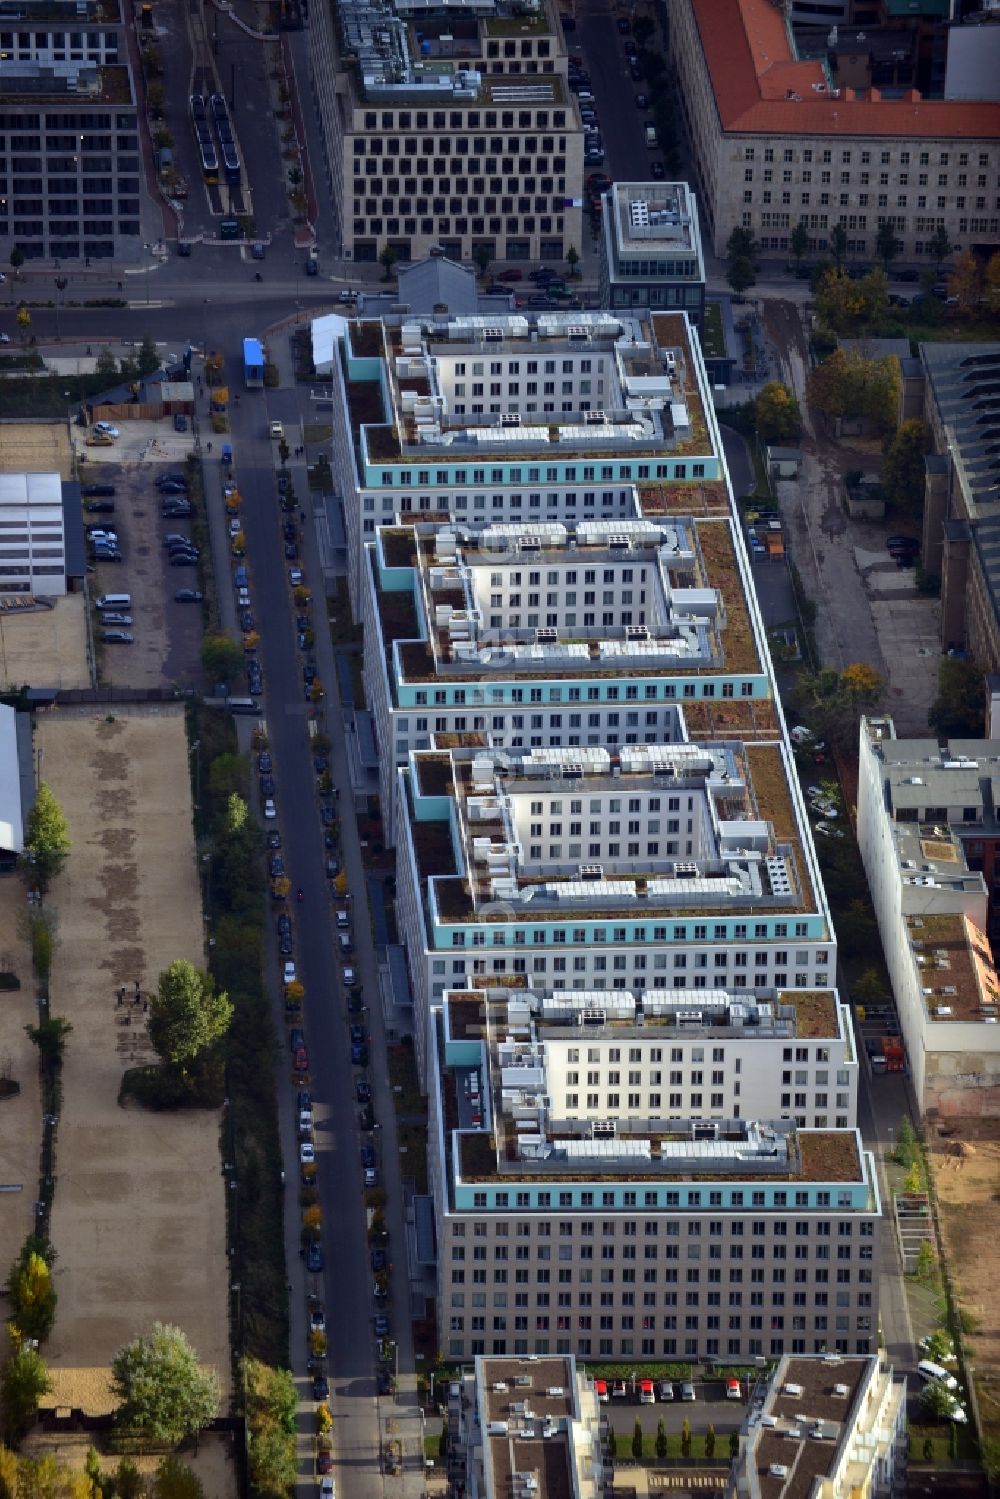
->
0, 595, 90, 690
930, 1122, 1000, 1445
22, 1427, 237, 1499
0, 420, 73, 480
86, 462, 204, 691
40, 707, 229, 1413
0, 873, 41, 1280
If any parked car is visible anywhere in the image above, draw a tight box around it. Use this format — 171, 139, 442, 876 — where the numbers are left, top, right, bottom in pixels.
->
101, 630, 134, 643
174, 413, 188, 432
356, 1079, 372, 1104
497, 268, 523, 282
264, 798, 277, 820
374, 1314, 389, 1337
306, 1242, 324, 1272
174, 588, 203, 602
371, 1248, 387, 1272
284, 961, 297, 984
681, 1382, 697, 1402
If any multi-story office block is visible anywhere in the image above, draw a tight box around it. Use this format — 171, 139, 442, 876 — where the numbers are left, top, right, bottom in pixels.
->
307, 0, 584, 266
0, 6, 142, 263
396, 732, 834, 1079
858, 716, 1000, 1116
670, 0, 1000, 261
428, 987, 878, 1363
365, 512, 770, 829
321, 308, 730, 608
732, 1353, 906, 1499
598, 181, 706, 329
449, 1354, 606, 1499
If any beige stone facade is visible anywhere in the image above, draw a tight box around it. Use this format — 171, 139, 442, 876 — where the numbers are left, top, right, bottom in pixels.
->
671, 0, 1000, 262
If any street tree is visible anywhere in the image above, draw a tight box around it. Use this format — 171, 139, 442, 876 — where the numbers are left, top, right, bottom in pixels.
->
790, 220, 810, 268
9, 246, 25, 272
566, 245, 580, 279
136, 334, 160, 378
705, 1424, 716, 1458
7, 1242, 57, 1343
829, 222, 848, 268
807, 345, 899, 432
880, 419, 932, 517
151, 1457, 204, 1499
680, 1419, 692, 1459
606, 1427, 617, 1460
200, 633, 243, 686
0, 1347, 52, 1446
95, 346, 119, 381
754, 381, 801, 443
473, 243, 492, 280
655, 1418, 668, 1459
814, 266, 888, 332
947, 250, 984, 317
929, 657, 985, 738
725, 227, 758, 264
115, 1460, 143, 1499
150, 960, 232, 1070
111, 1324, 220, 1447
379, 244, 398, 282
921, 1380, 955, 1420
16, 306, 31, 333
927, 226, 953, 274
727, 255, 756, 299
631, 1418, 643, 1461
24, 783, 71, 894
794, 664, 885, 750
875, 221, 903, 271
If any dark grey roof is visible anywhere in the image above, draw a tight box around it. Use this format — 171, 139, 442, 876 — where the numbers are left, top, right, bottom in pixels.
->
922, 342, 1000, 517
61, 479, 86, 579
397, 255, 478, 315
386, 944, 413, 1010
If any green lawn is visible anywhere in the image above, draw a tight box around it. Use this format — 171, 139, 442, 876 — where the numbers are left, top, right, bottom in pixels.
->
701, 301, 726, 361
387, 1042, 425, 1118
396, 1121, 429, 1193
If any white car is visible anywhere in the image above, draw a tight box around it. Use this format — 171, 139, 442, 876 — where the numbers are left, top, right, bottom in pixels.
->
299, 1108, 314, 1133
94, 421, 120, 437
237, 587, 251, 607
320, 1479, 335, 1499
264, 798, 277, 819
283, 960, 297, 985
0, 333, 10, 344
343, 966, 356, 986
289, 567, 304, 587
300, 1141, 315, 1166
228, 518, 242, 537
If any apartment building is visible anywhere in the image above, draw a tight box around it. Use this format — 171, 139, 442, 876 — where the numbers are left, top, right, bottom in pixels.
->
365, 512, 771, 828
857, 716, 1000, 1117
732, 1353, 906, 1499
670, 0, 1000, 261
448, 1354, 606, 1499
428, 987, 878, 1364
0, 4, 141, 263
396, 732, 834, 1081
306, 0, 584, 266
322, 307, 730, 609
598, 181, 706, 330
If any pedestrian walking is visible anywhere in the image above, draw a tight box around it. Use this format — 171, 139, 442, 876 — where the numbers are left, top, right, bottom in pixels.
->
134, 979, 141, 1000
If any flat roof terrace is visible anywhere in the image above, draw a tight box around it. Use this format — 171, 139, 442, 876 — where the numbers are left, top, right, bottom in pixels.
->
905, 910, 1000, 1022
442, 985, 841, 1047
378, 516, 762, 681
457, 1120, 863, 1185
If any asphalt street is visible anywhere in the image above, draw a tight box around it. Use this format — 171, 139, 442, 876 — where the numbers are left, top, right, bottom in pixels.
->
218, 364, 422, 1499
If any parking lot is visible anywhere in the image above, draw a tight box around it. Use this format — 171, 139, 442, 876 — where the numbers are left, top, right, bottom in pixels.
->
83, 459, 205, 689
596, 1377, 752, 1438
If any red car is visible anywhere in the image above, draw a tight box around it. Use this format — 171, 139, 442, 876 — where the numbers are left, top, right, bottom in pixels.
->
316, 1452, 333, 1474
293, 1046, 309, 1072
497, 268, 523, 282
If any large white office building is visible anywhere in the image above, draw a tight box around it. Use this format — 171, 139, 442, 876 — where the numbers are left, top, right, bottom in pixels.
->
324, 295, 877, 1364
428, 984, 878, 1364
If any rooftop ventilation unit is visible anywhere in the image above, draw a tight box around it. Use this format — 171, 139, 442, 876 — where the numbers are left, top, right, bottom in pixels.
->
483, 326, 504, 340
518, 535, 541, 550
579, 864, 604, 879
535, 627, 559, 641
500, 412, 522, 426
585, 409, 608, 423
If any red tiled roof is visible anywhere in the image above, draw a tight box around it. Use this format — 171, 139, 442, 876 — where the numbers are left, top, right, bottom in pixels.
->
691, 0, 1000, 138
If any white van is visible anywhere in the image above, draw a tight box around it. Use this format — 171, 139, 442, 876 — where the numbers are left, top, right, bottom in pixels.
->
96, 593, 132, 611
917, 1359, 958, 1391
